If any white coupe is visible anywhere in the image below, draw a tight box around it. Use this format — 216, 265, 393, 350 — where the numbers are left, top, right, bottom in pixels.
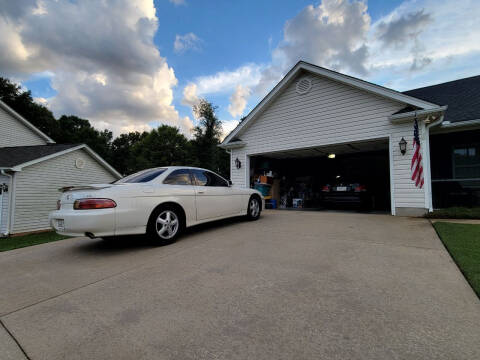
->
49, 167, 264, 244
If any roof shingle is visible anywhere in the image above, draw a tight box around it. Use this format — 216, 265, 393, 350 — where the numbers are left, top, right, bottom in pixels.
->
403, 75, 480, 123
0, 144, 80, 168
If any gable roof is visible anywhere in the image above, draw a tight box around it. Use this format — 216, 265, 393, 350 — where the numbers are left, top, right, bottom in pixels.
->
0, 144, 122, 178
403, 75, 480, 123
0, 144, 79, 168
0, 99, 55, 144
221, 61, 439, 147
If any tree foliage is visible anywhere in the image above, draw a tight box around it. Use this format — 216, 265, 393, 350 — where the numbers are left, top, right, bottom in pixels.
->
0, 77, 230, 178
192, 99, 229, 176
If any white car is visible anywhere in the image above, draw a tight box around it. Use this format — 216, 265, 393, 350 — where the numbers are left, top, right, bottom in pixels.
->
49, 166, 264, 244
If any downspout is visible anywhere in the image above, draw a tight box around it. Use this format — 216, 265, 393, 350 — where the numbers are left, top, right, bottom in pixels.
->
0, 170, 13, 236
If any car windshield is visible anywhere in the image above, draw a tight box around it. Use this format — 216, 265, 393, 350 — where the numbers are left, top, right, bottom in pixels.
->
115, 168, 166, 184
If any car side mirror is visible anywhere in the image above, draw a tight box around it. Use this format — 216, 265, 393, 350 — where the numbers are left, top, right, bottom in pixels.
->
228, 180, 233, 187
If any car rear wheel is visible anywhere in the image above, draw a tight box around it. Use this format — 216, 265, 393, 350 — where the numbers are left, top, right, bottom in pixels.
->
148, 206, 183, 245
246, 195, 261, 220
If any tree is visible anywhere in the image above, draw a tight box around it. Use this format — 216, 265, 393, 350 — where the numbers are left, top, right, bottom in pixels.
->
110, 131, 148, 175
0, 77, 61, 139
191, 99, 229, 177
56, 115, 113, 161
130, 125, 194, 172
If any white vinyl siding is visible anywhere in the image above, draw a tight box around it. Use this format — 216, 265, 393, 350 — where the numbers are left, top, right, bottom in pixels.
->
0, 107, 47, 147
12, 149, 116, 233
0, 175, 11, 234
230, 71, 427, 211
230, 150, 247, 187
391, 123, 426, 209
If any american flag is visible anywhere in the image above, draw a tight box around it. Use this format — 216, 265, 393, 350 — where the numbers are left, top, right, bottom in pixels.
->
411, 117, 424, 188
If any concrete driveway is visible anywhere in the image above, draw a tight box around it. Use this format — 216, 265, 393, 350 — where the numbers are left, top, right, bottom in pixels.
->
1, 210, 479, 359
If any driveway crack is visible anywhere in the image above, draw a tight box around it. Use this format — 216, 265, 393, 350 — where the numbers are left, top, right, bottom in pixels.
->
0, 318, 31, 360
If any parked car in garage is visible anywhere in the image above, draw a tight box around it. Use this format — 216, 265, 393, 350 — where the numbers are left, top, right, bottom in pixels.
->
321, 178, 373, 210
49, 167, 264, 244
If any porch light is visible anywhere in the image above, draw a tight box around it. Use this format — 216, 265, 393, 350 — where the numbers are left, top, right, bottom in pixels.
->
235, 157, 242, 169
328, 153, 335, 159
399, 137, 407, 155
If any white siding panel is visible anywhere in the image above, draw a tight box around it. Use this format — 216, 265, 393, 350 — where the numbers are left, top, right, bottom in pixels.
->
239, 73, 404, 154
0, 175, 11, 234
232, 71, 427, 212
390, 122, 426, 209
12, 149, 116, 233
0, 107, 47, 147
231, 149, 247, 187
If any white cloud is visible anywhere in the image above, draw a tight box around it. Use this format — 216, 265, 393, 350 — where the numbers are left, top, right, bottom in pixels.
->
169, 0, 186, 6
181, 83, 200, 107
186, 0, 480, 109
0, 0, 193, 137
274, 1, 371, 75
186, 63, 263, 97
221, 119, 240, 140
228, 85, 250, 117
367, 0, 480, 89
174, 32, 202, 54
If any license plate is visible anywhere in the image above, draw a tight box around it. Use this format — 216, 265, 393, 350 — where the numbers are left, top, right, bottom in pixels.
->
336, 186, 347, 191
56, 219, 65, 231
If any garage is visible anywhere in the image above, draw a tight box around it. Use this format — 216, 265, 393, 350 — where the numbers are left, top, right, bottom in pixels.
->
249, 139, 391, 212
220, 61, 448, 216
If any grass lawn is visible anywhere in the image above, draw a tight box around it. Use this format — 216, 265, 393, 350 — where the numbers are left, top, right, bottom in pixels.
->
433, 222, 480, 297
427, 207, 480, 219
0, 231, 70, 252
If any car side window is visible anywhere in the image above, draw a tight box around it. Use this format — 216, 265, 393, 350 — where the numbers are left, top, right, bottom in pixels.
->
192, 169, 228, 187
163, 169, 193, 185
191, 169, 208, 186
207, 171, 229, 187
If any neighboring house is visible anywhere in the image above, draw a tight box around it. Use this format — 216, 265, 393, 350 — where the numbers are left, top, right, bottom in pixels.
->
0, 100, 121, 236
220, 61, 480, 216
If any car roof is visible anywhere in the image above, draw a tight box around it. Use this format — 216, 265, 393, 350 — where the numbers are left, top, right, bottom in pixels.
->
164, 166, 211, 171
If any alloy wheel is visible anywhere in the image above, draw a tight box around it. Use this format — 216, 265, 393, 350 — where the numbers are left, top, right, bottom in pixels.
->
156, 210, 179, 240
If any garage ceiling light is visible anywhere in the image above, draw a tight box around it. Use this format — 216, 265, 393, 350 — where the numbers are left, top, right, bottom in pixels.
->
328, 153, 335, 159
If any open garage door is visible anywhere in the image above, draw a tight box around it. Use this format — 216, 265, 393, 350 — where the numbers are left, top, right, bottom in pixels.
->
250, 139, 391, 213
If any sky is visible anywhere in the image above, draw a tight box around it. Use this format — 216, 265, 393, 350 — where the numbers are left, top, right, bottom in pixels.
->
1, 0, 480, 138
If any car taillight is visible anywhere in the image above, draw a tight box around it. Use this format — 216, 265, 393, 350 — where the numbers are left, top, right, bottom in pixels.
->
354, 185, 366, 192
322, 185, 330, 192
73, 198, 117, 210
57, 200, 61, 210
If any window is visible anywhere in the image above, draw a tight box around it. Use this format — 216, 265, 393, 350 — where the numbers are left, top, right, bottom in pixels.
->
115, 168, 166, 183
191, 169, 228, 187
163, 169, 193, 185
453, 145, 480, 179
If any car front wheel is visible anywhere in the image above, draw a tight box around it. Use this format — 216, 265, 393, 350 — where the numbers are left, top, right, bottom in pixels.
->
148, 206, 183, 245
246, 195, 261, 220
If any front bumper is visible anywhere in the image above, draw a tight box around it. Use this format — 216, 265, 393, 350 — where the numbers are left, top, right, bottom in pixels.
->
49, 208, 115, 238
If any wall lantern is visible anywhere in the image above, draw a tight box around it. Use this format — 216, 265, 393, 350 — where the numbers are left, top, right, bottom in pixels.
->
235, 157, 242, 169
399, 137, 407, 155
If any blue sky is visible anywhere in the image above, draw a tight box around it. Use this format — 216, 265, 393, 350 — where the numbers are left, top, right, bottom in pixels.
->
2, 0, 480, 137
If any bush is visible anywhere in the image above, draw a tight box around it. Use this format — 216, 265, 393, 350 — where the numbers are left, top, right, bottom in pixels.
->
426, 207, 480, 219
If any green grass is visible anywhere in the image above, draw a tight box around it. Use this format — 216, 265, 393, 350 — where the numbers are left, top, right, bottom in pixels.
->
0, 231, 70, 252
433, 222, 480, 297
427, 207, 480, 219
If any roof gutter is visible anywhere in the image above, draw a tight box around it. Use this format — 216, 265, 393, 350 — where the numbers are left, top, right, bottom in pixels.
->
218, 141, 247, 149
440, 118, 480, 129
389, 106, 448, 124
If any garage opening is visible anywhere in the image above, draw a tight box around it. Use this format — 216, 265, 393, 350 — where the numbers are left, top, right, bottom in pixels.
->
250, 139, 391, 213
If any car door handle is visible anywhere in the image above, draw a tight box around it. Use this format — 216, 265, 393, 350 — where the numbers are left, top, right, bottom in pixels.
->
197, 191, 205, 194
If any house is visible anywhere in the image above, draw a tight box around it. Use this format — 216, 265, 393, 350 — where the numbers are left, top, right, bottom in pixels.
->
220, 61, 480, 216
0, 100, 121, 236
